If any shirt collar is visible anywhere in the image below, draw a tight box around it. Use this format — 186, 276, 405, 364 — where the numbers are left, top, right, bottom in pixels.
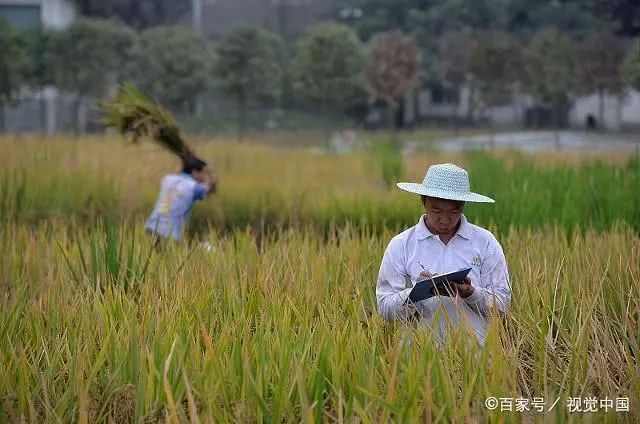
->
415, 215, 434, 240
456, 214, 473, 240
416, 214, 473, 241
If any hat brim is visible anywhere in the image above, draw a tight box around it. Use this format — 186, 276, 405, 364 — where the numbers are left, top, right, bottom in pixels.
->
396, 182, 495, 203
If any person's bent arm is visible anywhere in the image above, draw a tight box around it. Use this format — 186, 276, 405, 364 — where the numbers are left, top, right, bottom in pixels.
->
376, 237, 418, 321
193, 183, 209, 201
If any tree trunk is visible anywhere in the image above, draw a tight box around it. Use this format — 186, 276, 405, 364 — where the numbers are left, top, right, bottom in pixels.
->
387, 103, 400, 142
616, 94, 623, 132
396, 100, 405, 130
74, 96, 83, 136
553, 98, 561, 151
413, 88, 421, 125
450, 101, 458, 135
0, 100, 5, 132
598, 86, 605, 130
512, 82, 522, 128
387, 103, 397, 138
467, 83, 475, 124
488, 112, 495, 150
39, 89, 47, 137
322, 97, 331, 148
237, 91, 247, 143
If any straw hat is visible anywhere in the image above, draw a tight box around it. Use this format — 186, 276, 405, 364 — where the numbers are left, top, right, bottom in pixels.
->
397, 163, 495, 203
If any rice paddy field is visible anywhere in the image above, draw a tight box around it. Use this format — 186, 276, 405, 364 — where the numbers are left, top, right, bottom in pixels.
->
1, 135, 639, 423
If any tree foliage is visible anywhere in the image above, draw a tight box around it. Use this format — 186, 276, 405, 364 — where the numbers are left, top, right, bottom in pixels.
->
366, 30, 420, 125
523, 28, 577, 126
624, 38, 640, 90
0, 20, 26, 103
0, 19, 28, 129
577, 30, 626, 96
591, 0, 640, 36
212, 26, 283, 140
292, 23, 365, 111
49, 18, 134, 99
469, 31, 521, 107
21, 30, 55, 90
72, 0, 190, 29
435, 32, 475, 93
127, 26, 212, 112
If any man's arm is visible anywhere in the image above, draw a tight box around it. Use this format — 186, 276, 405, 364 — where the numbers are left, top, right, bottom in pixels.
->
462, 240, 511, 316
376, 237, 418, 321
193, 183, 208, 201
193, 172, 217, 201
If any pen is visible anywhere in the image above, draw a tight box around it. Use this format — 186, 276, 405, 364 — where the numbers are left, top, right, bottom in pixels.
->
418, 261, 430, 275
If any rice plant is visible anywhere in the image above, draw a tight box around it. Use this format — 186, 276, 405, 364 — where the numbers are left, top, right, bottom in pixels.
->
0, 221, 638, 422
0, 135, 638, 422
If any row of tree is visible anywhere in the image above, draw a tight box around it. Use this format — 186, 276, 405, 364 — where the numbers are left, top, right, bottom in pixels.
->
0, 18, 417, 135
2, 16, 640, 134
72, 0, 640, 38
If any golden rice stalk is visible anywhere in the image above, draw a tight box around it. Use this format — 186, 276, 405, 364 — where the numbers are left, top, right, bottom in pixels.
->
102, 83, 195, 162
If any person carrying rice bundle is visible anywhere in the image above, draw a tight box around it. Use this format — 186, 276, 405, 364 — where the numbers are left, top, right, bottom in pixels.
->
144, 155, 215, 242
103, 84, 217, 244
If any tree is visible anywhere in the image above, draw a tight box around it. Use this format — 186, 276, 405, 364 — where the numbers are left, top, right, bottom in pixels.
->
127, 26, 212, 114
423, 0, 508, 35
435, 31, 475, 125
336, 0, 503, 86
292, 23, 365, 133
72, 0, 191, 29
624, 38, 640, 88
335, 0, 424, 41
20, 30, 56, 133
0, 20, 27, 131
337, 0, 506, 40
523, 28, 577, 145
212, 27, 283, 141
49, 18, 135, 133
22, 30, 54, 92
505, 0, 604, 36
366, 30, 420, 130
577, 31, 626, 129
469, 31, 522, 135
590, 0, 640, 36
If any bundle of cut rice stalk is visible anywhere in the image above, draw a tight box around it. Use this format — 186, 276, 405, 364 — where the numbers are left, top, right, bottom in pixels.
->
102, 83, 196, 162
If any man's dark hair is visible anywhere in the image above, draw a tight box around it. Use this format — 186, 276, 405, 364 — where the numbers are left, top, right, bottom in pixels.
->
182, 157, 207, 174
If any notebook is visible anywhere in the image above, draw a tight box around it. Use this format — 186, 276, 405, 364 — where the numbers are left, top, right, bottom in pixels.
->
407, 267, 472, 303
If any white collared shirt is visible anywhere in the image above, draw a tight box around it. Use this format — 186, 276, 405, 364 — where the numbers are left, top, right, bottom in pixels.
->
376, 214, 511, 345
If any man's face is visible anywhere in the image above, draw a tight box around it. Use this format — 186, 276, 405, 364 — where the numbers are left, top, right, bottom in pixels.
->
423, 196, 464, 235
191, 168, 207, 183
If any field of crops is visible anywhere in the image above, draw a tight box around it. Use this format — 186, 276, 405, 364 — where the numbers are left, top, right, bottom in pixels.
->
1, 136, 639, 422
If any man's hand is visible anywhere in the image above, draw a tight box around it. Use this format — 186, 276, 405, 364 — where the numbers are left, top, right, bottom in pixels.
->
419, 272, 474, 298
205, 169, 218, 194
419, 271, 456, 297
452, 276, 475, 298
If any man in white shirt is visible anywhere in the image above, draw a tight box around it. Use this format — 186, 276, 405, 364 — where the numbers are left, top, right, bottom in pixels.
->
376, 163, 511, 345
145, 157, 216, 243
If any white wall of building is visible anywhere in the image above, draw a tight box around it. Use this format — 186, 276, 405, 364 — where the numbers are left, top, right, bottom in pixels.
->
619, 90, 640, 127
42, 0, 75, 29
569, 92, 622, 130
570, 89, 640, 130
0, 0, 75, 29
415, 82, 640, 130
416, 84, 533, 127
